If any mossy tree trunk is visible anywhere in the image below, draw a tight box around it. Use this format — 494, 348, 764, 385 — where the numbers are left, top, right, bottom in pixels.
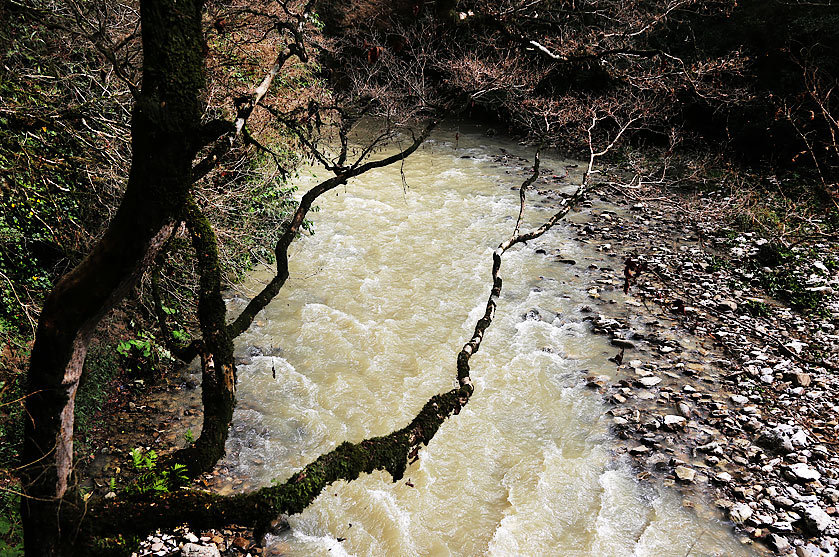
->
21, 1, 205, 555
170, 198, 236, 474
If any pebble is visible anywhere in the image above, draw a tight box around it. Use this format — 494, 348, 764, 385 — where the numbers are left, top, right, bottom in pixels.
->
675, 466, 696, 483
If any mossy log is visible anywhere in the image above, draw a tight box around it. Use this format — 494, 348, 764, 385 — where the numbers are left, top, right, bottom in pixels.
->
80, 386, 470, 551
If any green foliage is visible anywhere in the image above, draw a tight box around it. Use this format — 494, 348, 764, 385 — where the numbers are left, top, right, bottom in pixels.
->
0, 14, 125, 340
214, 154, 306, 284
746, 253, 828, 315
707, 255, 730, 272
741, 299, 770, 317
759, 267, 828, 315
116, 332, 173, 381
130, 447, 158, 470
184, 429, 195, 444
0, 358, 24, 469
0, 490, 22, 556
127, 448, 189, 495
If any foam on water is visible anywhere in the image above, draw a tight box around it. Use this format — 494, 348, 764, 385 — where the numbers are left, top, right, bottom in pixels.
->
221, 123, 757, 556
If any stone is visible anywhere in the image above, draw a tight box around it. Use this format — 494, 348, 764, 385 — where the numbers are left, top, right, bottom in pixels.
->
730, 394, 749, 405
797, 544, 822, 557
675, 466, 696, 483
759, 425, 808, 455
788, 463, 821, 483
181, 544, 221, 557
730, 503, 753, 523
523, 309, 542, 321
663, 415, 686, 430
647, 453, 671, 470
768, 534, 790, 553
784, 340, 807, 355
611, 338, 635, 349
799, 504, 833, 534
717, 299, 738, 312
771, 520, 794, 532
640, 377, 662, 387
713, 472, 733, 483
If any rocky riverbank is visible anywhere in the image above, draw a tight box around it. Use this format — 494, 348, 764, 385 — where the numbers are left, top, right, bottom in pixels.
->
513, 152, 839, 556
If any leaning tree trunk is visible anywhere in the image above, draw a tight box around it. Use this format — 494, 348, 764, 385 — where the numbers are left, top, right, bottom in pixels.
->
20, 1, 205, 555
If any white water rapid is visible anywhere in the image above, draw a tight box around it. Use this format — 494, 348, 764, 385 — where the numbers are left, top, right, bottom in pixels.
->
219, 123, 757, 557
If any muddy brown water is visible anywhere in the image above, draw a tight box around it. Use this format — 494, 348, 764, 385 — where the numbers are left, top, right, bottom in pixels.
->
214, 123, 757, 556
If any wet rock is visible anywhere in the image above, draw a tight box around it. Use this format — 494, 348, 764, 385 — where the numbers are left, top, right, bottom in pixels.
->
647, 453, 671, 470
231, 536, 250, 550
639, 377, 662, 387
717, 299, 738, 312
759, 425, 808, 454
522, 309, 542, 321
730, 394, 749, 405
772, 520, 794, 533
714, 474, 734, 488
797, 543, 823, 557
784, 340, 808, 355
266, 514, 290, 536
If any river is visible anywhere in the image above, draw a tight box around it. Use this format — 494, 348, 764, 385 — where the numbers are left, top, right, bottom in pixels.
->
220, 123, 756, 556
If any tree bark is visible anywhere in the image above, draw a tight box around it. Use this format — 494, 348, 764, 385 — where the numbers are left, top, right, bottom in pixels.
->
21, 2, 205, 555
